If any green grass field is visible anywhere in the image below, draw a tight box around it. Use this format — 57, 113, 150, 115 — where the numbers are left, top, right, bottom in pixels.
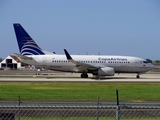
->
0, 82, 160, 101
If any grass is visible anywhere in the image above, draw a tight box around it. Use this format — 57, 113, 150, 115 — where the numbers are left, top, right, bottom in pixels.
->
0, 82, 160, 101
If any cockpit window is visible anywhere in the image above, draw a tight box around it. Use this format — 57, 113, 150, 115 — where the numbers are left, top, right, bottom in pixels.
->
143, 61, 148, 64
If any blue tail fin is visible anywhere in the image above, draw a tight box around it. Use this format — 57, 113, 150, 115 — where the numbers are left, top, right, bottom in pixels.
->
13, 23, 45, 55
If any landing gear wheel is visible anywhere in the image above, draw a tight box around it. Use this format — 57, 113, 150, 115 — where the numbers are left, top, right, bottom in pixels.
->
136, 75, 140, 78
81, 73, 88, 78
81, 74, 84, 78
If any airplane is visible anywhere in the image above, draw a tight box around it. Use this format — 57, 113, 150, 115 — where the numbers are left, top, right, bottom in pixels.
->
13, 23, 155, 79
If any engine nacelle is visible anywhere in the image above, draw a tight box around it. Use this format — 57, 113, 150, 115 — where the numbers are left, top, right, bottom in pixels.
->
98, 67, 115, 76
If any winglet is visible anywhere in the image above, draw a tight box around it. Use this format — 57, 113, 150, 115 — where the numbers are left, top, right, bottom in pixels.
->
64, 49, 72, 60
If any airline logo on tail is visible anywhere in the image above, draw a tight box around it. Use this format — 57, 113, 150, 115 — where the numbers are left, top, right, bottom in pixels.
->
13, 23, 45, 56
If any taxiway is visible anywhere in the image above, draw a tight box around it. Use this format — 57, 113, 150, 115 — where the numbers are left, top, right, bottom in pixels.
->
0, 72, 160, 82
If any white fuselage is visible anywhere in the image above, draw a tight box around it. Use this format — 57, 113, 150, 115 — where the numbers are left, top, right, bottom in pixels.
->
20, 54, 154, 74
13, 23, 155, 78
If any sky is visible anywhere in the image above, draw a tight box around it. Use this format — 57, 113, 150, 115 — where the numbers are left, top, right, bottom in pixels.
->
1, 0, 160, 60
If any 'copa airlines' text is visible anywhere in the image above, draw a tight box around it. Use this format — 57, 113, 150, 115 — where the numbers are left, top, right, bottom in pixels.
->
98, 57, 127, 61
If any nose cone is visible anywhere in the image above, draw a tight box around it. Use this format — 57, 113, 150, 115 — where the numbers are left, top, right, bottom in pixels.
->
149, 63, 155, 69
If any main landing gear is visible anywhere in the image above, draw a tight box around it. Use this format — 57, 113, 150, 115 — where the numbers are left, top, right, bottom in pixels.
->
81, 73, 88, 78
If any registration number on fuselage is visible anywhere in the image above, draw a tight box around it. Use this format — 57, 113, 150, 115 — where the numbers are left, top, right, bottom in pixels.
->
50, 66, 62, 68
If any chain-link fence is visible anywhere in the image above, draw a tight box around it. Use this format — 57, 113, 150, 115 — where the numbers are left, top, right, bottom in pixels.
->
0, 101, 160, 120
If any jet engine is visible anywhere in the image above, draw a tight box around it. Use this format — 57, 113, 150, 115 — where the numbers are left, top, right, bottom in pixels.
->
97, 67, 115, 76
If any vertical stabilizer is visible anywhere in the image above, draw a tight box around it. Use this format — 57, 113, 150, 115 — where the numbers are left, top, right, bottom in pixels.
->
13, 23, 45, 55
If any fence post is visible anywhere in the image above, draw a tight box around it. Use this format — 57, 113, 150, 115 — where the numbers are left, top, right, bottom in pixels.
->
18, 96, 21, 120
116, 89, 120, 120
96, 97, 100, 120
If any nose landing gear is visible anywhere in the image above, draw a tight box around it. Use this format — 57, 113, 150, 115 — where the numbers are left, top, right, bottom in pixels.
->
136, 74, 140, 78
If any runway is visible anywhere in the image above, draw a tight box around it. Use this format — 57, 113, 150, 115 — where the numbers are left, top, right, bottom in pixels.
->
0, 72, 160, 82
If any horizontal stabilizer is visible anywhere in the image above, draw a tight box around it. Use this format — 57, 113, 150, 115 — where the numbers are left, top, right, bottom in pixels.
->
13, 53, 33, 60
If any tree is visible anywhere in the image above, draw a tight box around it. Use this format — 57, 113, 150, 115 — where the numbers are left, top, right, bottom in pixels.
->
154, 60, 160, 64
0, 58, 3, 62
146, 59, 153, 63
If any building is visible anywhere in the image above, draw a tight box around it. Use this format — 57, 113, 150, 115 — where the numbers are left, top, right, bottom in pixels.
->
0, 55, 23, 70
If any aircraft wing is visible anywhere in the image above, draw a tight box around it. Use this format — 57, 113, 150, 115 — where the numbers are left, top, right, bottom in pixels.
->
64, 49, 98, 72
